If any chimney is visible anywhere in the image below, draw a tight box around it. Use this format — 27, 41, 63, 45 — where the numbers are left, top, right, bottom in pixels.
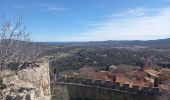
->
154, 78, 158, 87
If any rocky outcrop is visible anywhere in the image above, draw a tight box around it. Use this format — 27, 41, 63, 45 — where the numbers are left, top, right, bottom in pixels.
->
0, 59, 51, 100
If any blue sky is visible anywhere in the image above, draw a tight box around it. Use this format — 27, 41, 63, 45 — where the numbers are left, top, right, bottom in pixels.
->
1, 0, 170, 42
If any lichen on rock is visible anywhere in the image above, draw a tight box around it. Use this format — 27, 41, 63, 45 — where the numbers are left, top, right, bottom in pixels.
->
0, 58, 51, 100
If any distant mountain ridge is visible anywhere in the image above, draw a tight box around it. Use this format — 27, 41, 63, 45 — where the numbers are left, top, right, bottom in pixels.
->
102, 38, 170, 45
38, 38, 170, 47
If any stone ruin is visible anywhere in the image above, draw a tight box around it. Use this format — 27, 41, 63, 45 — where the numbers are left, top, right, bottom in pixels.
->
0, 59, 51, 100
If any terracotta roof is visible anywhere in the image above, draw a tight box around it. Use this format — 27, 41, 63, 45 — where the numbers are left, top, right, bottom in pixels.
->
134, 70, 146, 79
94, 71, 154, 87
144, 69, 161, 77
114, 73, 128, 83
161, 68, 170, 72
130, 80, 153, 87
95, 71, 114, 81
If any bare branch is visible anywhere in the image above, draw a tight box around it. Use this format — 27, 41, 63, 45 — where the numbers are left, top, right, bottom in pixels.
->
0, 16, 41, 69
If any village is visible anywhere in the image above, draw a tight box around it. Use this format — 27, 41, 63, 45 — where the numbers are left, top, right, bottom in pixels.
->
62, 58, 170, 93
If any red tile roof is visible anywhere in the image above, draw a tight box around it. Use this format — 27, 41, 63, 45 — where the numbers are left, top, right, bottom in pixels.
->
95, 71, 114, 81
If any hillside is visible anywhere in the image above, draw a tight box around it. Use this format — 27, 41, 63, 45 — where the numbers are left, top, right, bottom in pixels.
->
39, 38, 170, 48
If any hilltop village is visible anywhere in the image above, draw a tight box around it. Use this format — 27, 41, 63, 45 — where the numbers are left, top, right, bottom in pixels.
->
62, 59, 167, 88
54, 58, 170, 100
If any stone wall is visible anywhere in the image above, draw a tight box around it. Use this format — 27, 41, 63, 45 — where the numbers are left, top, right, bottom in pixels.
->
56, 76, 160, 100
0, 59, 51, 100
18, 59, 51, 97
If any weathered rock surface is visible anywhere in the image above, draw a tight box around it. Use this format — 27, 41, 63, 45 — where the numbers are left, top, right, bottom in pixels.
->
0, 59, 51, 100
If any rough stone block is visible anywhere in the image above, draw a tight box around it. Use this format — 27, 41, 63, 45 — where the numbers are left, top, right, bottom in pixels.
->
6, 95, 14, 100
150, 87, 159, 95
82, 79, 93, 85
131, 85, 139, 92
57, 76, 65, 82
74, 77, 83, 84
103, 80, 112, 88
94, 79, 102, 86
141, 87, 151, 94
66, 76, 75, 83
113, 82, 120, 89
120, 84, 130, 91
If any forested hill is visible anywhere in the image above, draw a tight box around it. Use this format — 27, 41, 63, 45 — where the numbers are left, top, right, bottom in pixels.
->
42, 38, 170, 72
102, 38, 170, 46
39, 38, 170, 47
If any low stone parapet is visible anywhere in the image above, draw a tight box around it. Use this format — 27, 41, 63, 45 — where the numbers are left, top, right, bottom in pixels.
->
57, 76, 160, 96
82, 79, 93, 85
65, 76, 75, 83
120, 84, 130, 91
74, 77, 83, 84
93, 79, 102, 86
103, 80, 112, 88
131, 85, 139, 92
113, 82, 120, 89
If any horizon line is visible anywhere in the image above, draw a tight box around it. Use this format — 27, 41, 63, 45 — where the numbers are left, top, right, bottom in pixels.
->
34, 37, 170, 43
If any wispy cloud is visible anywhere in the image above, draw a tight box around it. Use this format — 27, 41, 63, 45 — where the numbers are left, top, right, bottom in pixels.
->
113, 8, 148, 17
55, 7, 170, 42
13, 5, 34, 9
13, 2, 70, 12
47, 7, 69, 11
35, 3, 71, 12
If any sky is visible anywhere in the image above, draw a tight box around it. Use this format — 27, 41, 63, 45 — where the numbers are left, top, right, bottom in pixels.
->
1, 0, 170, 42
